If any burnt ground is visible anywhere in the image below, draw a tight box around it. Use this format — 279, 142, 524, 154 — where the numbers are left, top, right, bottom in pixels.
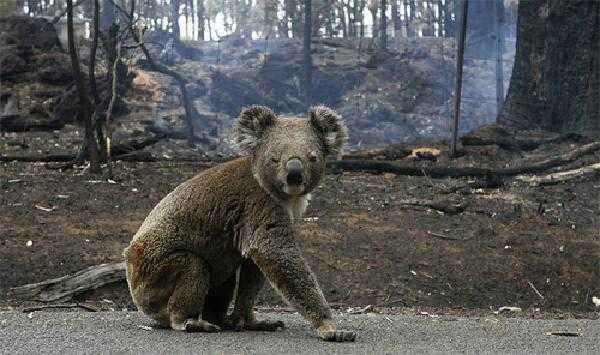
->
1, 135, 600, 317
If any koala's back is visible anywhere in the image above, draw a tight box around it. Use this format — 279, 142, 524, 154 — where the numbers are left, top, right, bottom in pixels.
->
126, 156, 283, 280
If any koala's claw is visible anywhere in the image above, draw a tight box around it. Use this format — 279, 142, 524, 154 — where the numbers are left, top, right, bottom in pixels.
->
174, 319, 221, 333
317, 325, 356, 342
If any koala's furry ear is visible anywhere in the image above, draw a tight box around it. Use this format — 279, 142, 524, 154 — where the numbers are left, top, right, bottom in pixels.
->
233, 106, 277, 153
309, 105, 348, 157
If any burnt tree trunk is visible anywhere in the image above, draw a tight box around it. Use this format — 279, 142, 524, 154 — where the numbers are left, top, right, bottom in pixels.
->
379, 0, 387, 49
391, 0, 398, 37
499, 0, 600, 133
303, 0, 313, 107
67, 0, 101, 173
197, 0, 205, 40
171, 0, 181, 42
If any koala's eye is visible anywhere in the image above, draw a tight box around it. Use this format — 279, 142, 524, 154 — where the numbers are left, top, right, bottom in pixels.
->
309, 151, 318, 162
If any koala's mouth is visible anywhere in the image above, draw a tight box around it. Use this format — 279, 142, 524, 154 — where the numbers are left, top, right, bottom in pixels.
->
283, 183, 305, 196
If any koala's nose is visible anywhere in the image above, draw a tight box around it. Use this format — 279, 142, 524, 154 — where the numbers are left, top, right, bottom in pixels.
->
286, 159, 304, 185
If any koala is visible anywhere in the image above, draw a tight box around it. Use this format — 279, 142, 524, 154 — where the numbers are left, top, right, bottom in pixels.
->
124, 105, 355, 342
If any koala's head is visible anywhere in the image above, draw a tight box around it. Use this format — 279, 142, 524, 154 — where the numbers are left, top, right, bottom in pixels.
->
233, 105, 347, 199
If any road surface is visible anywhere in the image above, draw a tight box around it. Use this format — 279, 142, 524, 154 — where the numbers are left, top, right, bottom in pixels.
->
1, 311, 599, 353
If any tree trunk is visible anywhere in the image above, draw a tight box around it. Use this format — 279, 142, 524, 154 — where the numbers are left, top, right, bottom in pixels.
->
402, 0, 409, 36
494, 0, 504, 115
436, 0, 443, 37
450, 0, 467, 157
444, 0, 456, 37
499, 0, 600, 133
303, 0, 313, 107
391, 0, 398, 37
370, 1, 378, 39
189, 0, 195, 40
67, 0, 100, 173
379, 0, 387, 49
407, 0, 414, 36
336, 1, 347, 37
90, 0, 106, 160
171, 0, 181, 42
197, 0, 204, 40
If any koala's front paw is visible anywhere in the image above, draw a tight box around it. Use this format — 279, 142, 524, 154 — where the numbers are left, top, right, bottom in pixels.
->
316, 324, 356, 342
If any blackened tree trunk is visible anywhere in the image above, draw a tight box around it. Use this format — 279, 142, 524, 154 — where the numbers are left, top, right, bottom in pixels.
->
499, 0, 600, 133
171, 0, 181, 42
494, 0, 504, 113
197, 0, 205, 40
391, 0, 398, 37
359, 0, 366, 36
90, 0, 106, 160
407, 0, 415, 36
336, 0, 347, 37
379, 0, 387, 49
303, 0, 313, 107
443, 0, 454, 37
67, 0, 100, 173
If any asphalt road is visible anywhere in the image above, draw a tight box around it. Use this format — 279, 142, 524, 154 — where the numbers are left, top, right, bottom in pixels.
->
1, 311, 599, 353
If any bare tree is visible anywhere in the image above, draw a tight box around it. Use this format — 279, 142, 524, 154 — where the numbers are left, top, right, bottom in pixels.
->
391, 0, 398, 37
171, 0, 181, 42
379, 0, 387, 49
303, 0, 313, 107
89, 0, 106, 159
66, 0, 101, 173
450, 0, 468, 157
494, 0, 504, 113
197, 0, 205, 40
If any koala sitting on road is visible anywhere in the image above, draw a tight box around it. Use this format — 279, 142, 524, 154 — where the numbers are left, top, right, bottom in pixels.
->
124, 105, 356, 342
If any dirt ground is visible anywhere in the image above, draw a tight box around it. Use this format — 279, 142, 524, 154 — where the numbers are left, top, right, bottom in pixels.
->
1, 134, 600, 317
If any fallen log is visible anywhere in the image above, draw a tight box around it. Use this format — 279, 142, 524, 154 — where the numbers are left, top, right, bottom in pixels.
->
9, 262, 126, 302
0, 114, 67, 133
0, 136, 162, 163
330, 141, 600, 178
515, 162, 600, 186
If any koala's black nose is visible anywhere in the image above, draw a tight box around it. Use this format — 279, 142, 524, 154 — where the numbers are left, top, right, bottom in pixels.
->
286, 159, 304, 185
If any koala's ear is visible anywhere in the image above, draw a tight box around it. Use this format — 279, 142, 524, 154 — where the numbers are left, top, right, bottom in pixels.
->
233, 106, 277, 153
309, 105, 348, 157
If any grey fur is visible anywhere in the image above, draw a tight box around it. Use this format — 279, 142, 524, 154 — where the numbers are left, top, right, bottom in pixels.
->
124, 105, 355, 342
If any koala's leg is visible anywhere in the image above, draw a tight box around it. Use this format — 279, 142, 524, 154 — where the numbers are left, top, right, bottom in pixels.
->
249, 230, 356, 342
167, 254, 221, 332
226, 259, 284, 331
202, 274, 236, 326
